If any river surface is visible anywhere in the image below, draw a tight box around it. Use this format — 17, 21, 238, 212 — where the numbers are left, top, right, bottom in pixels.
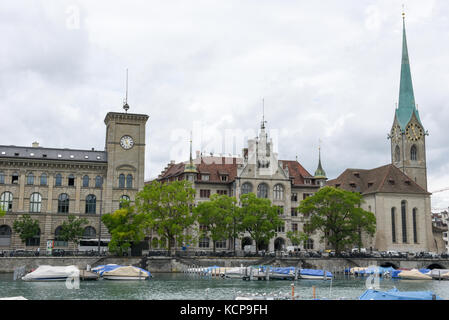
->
1, 273, 449, 300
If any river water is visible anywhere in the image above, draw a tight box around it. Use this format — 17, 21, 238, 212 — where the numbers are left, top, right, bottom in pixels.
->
1, 273, 449, 300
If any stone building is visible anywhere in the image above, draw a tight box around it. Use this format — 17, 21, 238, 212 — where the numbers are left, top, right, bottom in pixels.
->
0, 110, 149, 251
326, 16, 436, 253
155, 121, 326, 252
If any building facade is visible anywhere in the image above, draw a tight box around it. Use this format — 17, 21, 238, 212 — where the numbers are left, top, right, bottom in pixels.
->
155, 121, 326, 252
0, 111, 149, 251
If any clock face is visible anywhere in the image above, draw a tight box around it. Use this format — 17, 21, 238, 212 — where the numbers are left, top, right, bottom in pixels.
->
391, 125, 402, 143
120, 135, 134, 150
405, 123, 424, 142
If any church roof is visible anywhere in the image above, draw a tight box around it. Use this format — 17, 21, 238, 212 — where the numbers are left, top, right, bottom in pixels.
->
395, 16, 423, 130
326, 164, 430, 195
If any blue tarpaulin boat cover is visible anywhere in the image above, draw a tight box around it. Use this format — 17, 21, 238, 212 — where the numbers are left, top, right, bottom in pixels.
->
359, 288, 442, 300
258, 266, 295, 274
357, 266, 396, 275
300, 269, 333, 277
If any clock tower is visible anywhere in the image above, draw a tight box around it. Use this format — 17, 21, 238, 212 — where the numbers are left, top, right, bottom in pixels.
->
103, 111, 149, 213
389, 14, 427, 191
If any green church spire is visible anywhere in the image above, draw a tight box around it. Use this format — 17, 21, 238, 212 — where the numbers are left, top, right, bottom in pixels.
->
395, 12, 423, 130
314, 144, 326, 179
184, 131, 197, 173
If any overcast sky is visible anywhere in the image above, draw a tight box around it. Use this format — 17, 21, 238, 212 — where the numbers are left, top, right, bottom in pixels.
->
1, 0, 449, 210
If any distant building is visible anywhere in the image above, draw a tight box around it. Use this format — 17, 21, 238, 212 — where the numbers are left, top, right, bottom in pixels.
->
155, 121, 326, 252
0, 111, 149, 251
327, 15, 436, 253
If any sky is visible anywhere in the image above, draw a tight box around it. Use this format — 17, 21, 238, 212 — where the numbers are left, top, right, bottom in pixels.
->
1, 0, 449, 210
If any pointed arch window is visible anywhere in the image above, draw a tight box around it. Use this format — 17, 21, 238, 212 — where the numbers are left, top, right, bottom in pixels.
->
412, 208, 418, 243
410, 145, 417, 161
391, 207, 396, 243
395, 146, 400, 162
401, 200, 407, 243
241, 183, 252, 195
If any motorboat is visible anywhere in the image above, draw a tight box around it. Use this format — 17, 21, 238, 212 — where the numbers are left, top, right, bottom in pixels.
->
92, 264, 151, 280
299, 269, 333, 280
22, 265, 79, 281
395, 269, 432, 280
359, 288, 442, 300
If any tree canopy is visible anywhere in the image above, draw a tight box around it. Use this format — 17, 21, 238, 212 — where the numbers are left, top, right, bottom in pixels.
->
58, 214, 89, 246
238, 193, 283, 253
136, 180, 197, 254
12, 214, 40, 244
297, 186, 376, 254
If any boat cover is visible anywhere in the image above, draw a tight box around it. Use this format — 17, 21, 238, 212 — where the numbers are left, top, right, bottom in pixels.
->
22, 265, 79, 281
397, 269, 432, 280
102, 265, 151, 278
359, 288, 443, 300
353, 266, 396, 275
258, 266, 296, 274
300, 269, 333, 277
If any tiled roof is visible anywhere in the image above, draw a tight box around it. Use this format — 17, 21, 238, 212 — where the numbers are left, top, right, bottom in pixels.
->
0, 145, 107, 162
326, 164, 429, 195
281, 160, 314, 186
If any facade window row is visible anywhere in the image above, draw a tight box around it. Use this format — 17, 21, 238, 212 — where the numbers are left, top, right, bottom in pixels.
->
0, 172, 104, 188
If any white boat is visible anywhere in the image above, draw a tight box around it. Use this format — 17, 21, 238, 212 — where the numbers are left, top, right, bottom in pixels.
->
22, 265, 79, 282
0, 296, 28, 300
299, 269, 333, 280
397, 269, 432, 280
224, 267, 248, 279
93, 264, 151, 280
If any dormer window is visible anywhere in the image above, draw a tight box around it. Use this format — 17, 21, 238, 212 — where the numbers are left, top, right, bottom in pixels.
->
388, 179, 395, 185
201, 174, 210, 181
220, 175, 228, 182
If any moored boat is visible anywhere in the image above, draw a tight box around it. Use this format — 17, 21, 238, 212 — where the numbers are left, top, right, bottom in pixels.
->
92, 264, 151, 280
299, 269, 333, 280
22, 265, 79, 282
359, 288, 442, 300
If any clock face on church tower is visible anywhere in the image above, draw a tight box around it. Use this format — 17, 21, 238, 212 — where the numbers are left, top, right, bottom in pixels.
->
405, 123, 424, 142
120, 135, 134, 150
391, 125, 402, 144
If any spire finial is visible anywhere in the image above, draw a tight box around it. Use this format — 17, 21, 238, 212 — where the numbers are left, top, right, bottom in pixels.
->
123, 68, 129, 113
261, 98, 267, 129
402, 4, 405, 20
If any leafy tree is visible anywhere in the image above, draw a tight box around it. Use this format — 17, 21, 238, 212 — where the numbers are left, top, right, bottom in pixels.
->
286, 230, 309, 247
58, 214, 89, 247
194, 194, 241, 253
238, 193, 283, 253
136, 180, 197, 255
297, 186, 376, 254
13, 214, 40, 244
0, 208, 5, 218
101, 200, 147, 256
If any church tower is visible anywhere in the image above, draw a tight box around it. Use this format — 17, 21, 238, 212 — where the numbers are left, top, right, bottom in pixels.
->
390, 13, 428, 191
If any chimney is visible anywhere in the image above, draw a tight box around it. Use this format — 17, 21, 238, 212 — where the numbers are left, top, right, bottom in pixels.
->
196, 150, 200, 159
32, 141, 39, 148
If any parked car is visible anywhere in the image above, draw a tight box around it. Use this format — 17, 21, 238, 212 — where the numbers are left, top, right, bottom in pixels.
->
386, 250, 400, 258
371, 251, 382, 258
52, 249, 65, 257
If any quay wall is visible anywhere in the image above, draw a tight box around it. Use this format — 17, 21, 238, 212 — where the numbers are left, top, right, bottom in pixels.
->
0, 256, 448, 273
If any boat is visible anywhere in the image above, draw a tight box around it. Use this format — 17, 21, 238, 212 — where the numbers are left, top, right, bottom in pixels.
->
396, 269, 433, 280
223, 267, 248, 279
268, 267, 296, 280
359, 288, 442, 300
299, 269, 333, 280
92, 264, 151, 280
0, 296, 28, 300
429, 269, 449, 280
22, 265, 79, 281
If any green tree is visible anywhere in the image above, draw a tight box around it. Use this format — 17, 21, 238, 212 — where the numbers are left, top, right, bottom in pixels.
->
101, 200, 147, 256
136, 180, 196, 255
0, 208, 5, 218
297, 186, 376, 254
59, 214, 89, 248
12, 214, 40, 244
194, 194, 241, 253
238, 193, 283, 253
286, 230, 309, 246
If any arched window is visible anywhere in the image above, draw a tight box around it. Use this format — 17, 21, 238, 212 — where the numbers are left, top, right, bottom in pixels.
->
401, 200, 407, 243
40, 173, 47, 186
95, 176, 103, 188
83, 226, 96, 239
82, 175, 89, 188
241, 183, 252, 195
126, 174, 133, 189
26, 228, 40, 246
0, 192, 13, 212
55, 174, 62, 186
0, 225, 12, 246
257, 183, 268, 198
412, 208, 418, 243
273, 184, 284, 200
391, 207, 396, 243
119, 195, 130, 209
26, 173, 34, 185
394, 146, 400, 162
304, 238, 314, 250
199, 237, 210, 248
85, 194, 96, 214
30, 193, 42, 213
58, 193, 69, 213
0, 172, 4, 184
54, 226, 67, 247
410, 145, 417, 161
118, 174, 125, 188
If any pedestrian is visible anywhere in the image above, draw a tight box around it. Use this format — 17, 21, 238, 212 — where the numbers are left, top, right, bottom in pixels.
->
37, 247, 40, 256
